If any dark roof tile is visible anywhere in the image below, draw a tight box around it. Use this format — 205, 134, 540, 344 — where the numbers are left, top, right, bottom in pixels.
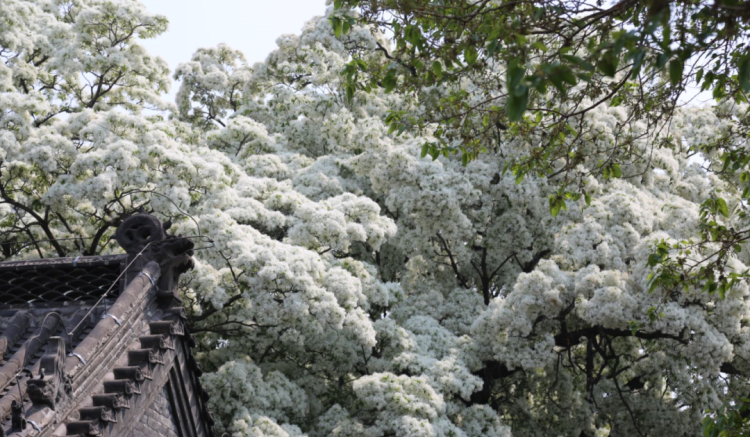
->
0, 214, 213, 437
0, 255, 126, 309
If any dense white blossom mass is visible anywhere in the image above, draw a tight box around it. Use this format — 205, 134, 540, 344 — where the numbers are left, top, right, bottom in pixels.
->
2, 1, 750, 436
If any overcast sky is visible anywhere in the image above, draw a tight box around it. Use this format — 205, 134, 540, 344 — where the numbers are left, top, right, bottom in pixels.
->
138, 0, 329, 98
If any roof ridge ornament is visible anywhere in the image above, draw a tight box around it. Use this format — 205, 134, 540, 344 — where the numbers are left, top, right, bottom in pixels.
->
28, 336, 71, 409
114, 214, 166, 256
10, 400, 26, 433
115, 214, 195, 304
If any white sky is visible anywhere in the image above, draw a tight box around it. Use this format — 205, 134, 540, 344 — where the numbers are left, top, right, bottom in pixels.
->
138, 0, 329, 98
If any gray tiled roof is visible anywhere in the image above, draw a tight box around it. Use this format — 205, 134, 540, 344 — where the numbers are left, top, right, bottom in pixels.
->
0, 215, 213, 437
0, 255, 126, 308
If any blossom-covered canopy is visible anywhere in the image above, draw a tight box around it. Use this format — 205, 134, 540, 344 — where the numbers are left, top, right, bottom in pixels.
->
2, 1, 749, 436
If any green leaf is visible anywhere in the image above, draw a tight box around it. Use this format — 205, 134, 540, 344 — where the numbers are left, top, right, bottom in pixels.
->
628, 48, 646, 75
404, 25, 422, 47
429, 145, 439, 160
628, 321, 639, 336
584, 192, 591, 206
548, 73, 565, 93
421, 143, 429, 158
532, 41, 548, 52
717, 197, 729, 217
561, 54, 595, 72
669, 59, 684, 86
507, 85, 529, 121
714, 77, 727, 99
559, 66, 577, 86
464, 46, 478, 65
647, 254, 660, 267
549, 198, 560, 217
596, 50, 618, 77
486, 39, 501, 55
545, 64, 577, 94
739, 55, 750, 92
649, 277, 661, 293
549, 196, 566, 217
515, 170, 525, 185
345, 83, 355, 103
432, 61, 443, 78
382, 69, 397, 93
656, 52, 671, 69
612, 163, 622, 178
331, 16, 343, 38
506, 60, 525, 89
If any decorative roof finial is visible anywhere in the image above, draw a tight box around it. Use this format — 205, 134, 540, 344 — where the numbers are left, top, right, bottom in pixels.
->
115, 214, 194, 304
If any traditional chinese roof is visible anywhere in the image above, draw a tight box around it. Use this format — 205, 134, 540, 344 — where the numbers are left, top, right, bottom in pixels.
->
0, 255, 126, 308
0, 214, 214, 437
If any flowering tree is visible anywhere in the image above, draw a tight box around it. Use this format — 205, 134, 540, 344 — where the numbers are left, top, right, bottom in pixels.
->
2, 1, 750, 436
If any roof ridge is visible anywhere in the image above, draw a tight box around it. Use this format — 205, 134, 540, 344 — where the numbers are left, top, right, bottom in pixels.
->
0, 255, 127, 272
0, 313, 30, 362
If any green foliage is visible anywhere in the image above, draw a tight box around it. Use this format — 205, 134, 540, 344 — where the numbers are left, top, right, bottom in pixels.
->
506, 60, 528, 122
703, 401, 750, 437
331, 0, 750, 176
646, 193, 750, 302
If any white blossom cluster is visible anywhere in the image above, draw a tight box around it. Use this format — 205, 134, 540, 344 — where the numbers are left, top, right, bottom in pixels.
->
2, 1, 750, 436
